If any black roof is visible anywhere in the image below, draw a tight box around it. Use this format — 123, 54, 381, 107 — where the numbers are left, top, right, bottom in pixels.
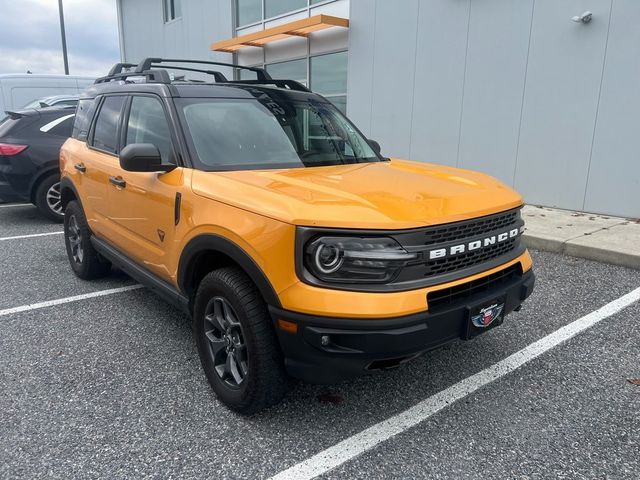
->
81, 81, 324, 103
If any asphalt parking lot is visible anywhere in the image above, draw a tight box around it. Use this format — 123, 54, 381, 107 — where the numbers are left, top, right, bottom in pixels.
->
1, 203, 639, 480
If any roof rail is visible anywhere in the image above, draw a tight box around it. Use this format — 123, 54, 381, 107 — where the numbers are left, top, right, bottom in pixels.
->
94, 69, 171, 85
96, 58, 310, 92
107, 63, 137, 76
164, 65, 228, 82
136, 58, 272, 81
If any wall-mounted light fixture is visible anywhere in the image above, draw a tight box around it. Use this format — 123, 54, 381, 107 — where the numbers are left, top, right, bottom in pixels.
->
571, 11, 593, 24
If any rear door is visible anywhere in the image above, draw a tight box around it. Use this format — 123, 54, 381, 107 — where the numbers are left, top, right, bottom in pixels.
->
105, 94, 187, 279
81, 95, 127, 234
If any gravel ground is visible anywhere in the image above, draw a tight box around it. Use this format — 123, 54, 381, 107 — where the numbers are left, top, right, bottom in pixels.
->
0, 204, 638, 479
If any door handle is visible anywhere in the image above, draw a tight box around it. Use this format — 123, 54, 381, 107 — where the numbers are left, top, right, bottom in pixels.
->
74, 163, 86, 173
109, 176, 126, 188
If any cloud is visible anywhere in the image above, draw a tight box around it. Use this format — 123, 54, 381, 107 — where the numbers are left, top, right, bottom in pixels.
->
0, 0, 120, 77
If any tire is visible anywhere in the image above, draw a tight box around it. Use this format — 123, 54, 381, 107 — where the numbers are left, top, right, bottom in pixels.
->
34, 174, 64, 222
193, 267, 288, 414
64, 200, 111, 280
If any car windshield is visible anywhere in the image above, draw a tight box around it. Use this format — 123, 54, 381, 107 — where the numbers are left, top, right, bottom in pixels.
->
177, 97, 380, 170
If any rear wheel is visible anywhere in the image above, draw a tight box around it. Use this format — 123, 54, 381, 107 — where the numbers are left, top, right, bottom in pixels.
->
64, 201, 111, 280
34, 174, 63, 222
193, 267, 288, 414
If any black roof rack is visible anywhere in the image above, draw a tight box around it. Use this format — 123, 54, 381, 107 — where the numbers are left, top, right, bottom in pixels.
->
94, 69, 172, 85
107, 63, 137, 76
95, 57, 311, 92
135, 58, 271, 81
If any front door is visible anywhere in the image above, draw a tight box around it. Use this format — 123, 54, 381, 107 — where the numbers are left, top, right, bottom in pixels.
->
106, 94, 187, 280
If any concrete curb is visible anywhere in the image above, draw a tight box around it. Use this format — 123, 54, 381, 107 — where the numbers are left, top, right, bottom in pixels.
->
521, 205, 640, 270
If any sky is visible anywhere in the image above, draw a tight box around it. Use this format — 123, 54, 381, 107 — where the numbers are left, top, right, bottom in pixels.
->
0, 0, 120, 78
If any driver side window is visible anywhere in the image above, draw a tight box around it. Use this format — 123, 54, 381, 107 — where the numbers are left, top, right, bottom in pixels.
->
125, 96, 174, 164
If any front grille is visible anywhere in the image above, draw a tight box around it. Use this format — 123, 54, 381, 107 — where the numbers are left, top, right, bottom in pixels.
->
422, 209, 519, 246
425, 237, 517, 276
391, 207, 525, 286
427, 263, 522, 310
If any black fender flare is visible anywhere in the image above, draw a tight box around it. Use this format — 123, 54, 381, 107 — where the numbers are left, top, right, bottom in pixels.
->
178, 234, 282, 308
59, 176, 84, 211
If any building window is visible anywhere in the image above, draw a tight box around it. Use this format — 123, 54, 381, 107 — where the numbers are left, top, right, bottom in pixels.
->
310, 51, 347, 112
164, 0, 182, 22
265, 0, 306, 20
236, 0, 336, 28
236, 0, 261, 27
266, 59, 307, 86
247, 51, 347, 113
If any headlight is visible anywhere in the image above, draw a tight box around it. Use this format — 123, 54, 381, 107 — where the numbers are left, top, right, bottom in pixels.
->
304, 236, 417, 284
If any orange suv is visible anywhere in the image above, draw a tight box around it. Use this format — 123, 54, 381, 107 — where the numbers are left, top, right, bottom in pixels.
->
60, 59, 534, 414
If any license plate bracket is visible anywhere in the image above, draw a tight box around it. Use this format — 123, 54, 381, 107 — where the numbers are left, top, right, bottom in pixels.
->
464, 295, 506, 339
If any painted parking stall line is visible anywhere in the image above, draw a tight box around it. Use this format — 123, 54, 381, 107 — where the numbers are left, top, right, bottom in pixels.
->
0, 231, 64, 241
269, 286, 640, 480
0, 285, 144, 318
0, 203, 32, 209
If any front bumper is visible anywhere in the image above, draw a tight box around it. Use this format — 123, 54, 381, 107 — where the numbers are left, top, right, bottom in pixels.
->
270, 267, 535, 384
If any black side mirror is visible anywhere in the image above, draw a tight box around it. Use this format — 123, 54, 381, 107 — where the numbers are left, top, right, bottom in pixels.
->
119, 143, 175, 172
368, 139, 381, 154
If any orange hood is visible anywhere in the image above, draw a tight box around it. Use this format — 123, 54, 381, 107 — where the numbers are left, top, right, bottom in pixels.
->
191, 159, 523, 229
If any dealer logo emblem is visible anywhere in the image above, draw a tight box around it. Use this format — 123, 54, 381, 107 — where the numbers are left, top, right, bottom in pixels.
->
471, 303, 504, 328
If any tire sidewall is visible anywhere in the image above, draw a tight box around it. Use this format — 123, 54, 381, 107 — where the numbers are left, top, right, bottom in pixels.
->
194, 276, 260, 409
63, 201, 90, 277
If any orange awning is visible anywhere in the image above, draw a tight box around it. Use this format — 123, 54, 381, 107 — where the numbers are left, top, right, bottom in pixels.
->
211, 14, 349, 53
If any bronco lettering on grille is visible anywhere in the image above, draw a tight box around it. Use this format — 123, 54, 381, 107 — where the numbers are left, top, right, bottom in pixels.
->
428, 225, 525, 260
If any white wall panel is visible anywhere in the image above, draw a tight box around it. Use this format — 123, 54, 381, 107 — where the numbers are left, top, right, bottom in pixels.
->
408, 0, 470, 167
345, 0, 376, 135
514, 0, 612, 210
458, 0, 533, 185
368, 0, 420, 158
120, 0, 232, 65
584, 0, 640, 218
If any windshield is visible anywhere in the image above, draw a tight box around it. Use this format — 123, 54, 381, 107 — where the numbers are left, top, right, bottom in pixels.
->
177, 97, 380, 171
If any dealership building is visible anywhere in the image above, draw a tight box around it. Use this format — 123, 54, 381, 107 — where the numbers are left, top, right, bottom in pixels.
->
116, 0, 639, 218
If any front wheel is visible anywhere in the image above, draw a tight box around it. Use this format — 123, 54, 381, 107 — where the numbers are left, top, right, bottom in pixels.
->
193, 267, 288, 414
64, 200, 111, 280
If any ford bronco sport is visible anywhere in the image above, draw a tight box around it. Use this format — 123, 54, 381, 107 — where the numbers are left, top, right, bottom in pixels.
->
60, 59, 534, 414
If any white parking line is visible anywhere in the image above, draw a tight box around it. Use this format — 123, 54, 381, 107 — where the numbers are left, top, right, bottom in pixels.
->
0, 231, 64, 241
0, 203, 32, 208
0, 285, 144, 317
269, 286, 640, 480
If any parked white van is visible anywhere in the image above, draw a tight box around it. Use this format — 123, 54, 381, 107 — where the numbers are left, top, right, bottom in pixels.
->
0, 74, 93, 113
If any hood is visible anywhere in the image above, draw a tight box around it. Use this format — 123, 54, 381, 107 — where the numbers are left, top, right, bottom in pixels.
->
191, 159, 523, 229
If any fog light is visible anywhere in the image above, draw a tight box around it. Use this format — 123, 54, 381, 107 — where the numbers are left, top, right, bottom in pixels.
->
320, 335, 330, 346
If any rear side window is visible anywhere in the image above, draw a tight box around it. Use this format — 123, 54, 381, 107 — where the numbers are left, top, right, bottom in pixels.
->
72, 99, 98, 141
91, 96, 126, 154
0, 114, 37, 137
125, 96, 173, 163
40, 113, 75, 138
0, 116, 20, 137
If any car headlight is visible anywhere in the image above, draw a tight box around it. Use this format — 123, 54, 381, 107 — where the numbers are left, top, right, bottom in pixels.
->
304, 236, 417, 284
